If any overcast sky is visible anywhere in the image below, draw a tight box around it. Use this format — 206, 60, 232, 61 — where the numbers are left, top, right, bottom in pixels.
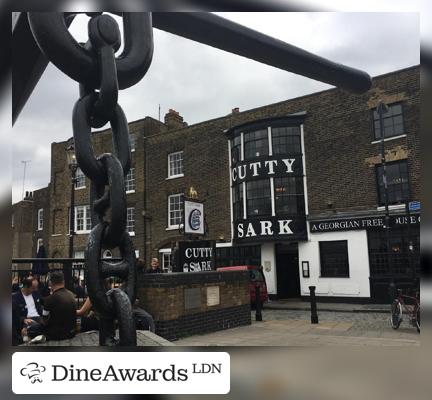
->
12, 12, 419, 204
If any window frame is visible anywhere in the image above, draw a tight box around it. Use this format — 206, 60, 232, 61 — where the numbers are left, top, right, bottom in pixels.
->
37, 208, 43, 231
375, 160, 410, 206
246, 179, 272, 218
371, 102, 405, 141
319, 240, 350, 278
243, 129, 269, 160
74, 205, 91, 234
74, 167, 86, 190
126, 207, 135, 235
274, 176, 305, 215
161, 251, 172, 273
232, 183, 244, 221
167, 151, 184, 179
130, 134, 136, 152
125, 167, 136, 193
271, 126, 302, 155
167, 193, 184, 229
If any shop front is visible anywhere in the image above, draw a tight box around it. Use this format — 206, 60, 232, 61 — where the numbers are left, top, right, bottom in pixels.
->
304, 213, 420, 302
226, 116, 308, 298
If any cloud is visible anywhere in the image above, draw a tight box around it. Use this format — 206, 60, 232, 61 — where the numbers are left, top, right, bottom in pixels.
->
12, 12, 419, 204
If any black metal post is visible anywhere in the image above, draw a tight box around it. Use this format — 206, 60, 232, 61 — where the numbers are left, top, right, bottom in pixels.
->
405, 201, 416, 287
309, 286, 318, 324
66, 165, 77, 291
377, 101, 396, 303
255, 285, 262, 321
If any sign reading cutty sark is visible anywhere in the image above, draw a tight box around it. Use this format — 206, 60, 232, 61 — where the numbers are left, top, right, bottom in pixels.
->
231, 155, 303, 184
228, 116, 308, 243
234, 216, 307, 242
175, 240, 216, 272
184, 199, 205, 235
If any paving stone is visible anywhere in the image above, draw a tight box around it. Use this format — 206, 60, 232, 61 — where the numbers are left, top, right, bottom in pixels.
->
174, 309, 420, 346
21, 330, 174, 347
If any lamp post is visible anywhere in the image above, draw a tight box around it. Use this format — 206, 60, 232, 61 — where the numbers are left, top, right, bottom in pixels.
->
65, 144, 78, 291
377, 101, 396, 302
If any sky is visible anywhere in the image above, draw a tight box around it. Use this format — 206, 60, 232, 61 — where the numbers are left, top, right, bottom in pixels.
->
12, 12, 420, 204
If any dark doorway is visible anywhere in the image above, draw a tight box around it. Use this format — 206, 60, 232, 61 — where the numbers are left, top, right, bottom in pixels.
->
276, 243, 300, 298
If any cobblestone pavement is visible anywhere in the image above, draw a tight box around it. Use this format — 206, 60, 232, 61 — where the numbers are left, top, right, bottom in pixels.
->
21, 330, 174, 347
174, 308, 420, 347
259, 308, 419, 337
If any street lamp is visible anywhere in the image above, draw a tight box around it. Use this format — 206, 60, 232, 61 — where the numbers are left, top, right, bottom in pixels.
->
377, 101, 396, 302
65, 143, 78, 290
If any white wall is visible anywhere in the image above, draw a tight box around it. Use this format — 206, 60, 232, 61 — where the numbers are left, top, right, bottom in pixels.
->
261, 242, 277, 294
298, 230, 371, 298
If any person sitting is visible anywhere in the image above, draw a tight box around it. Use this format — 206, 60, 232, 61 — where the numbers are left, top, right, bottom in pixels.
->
72, 276, 86, 299
12, 276, 43, 342
76, 297, 99, 332
147, 257, 162, 273
27, 271, 77, 341
12, 276, 20, 293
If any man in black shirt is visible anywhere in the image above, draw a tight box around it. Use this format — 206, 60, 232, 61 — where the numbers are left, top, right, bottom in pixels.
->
27, 271, 77, 341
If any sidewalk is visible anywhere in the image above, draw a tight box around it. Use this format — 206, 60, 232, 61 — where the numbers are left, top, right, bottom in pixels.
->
264, 299, 389, 313
174, 311, 419, 347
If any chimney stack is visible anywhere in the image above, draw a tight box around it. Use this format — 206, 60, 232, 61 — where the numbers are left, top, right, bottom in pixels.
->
232, 107, 240, 114
24, 191, 33, 201
164, 109, 187, 130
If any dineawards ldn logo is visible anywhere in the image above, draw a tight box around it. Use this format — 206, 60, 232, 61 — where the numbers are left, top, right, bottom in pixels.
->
12, 352, 230, 394
20, 362, 47, 384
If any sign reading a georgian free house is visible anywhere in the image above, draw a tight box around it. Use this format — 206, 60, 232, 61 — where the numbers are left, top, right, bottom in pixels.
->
309, 213, 420, 233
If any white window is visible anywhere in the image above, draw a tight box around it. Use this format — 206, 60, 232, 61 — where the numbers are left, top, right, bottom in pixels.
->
75, 167, 86, 189
168, 194, 183, 228
75, 205, 91, 233
125, 167, 136, 193
162, 252, 172, 273
130, 134, 136, 152
127, 207, 135, 235
37, 208, 43, 230
168, 151, 184, 178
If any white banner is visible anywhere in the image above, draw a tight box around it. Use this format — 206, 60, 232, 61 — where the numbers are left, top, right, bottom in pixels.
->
12, 351, 230, 394
184, 200, 205, 235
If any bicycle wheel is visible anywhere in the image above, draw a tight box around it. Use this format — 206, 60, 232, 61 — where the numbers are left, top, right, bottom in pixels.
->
416, 308, 420, 333
390, 300, 402, 329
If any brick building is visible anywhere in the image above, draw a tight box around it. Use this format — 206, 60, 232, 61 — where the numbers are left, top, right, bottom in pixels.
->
12, 65, 420, 302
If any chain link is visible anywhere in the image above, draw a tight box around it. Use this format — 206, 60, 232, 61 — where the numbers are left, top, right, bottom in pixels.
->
72, 14, 138, 346
29, 12, 155, 346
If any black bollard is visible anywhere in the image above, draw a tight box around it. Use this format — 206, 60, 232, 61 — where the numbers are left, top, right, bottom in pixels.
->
309, 286, 319, 324
255, 285, 263, 321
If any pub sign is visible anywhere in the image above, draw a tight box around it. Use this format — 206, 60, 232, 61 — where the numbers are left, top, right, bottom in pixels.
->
184, 199, 205, 235
174, 240, 216, 272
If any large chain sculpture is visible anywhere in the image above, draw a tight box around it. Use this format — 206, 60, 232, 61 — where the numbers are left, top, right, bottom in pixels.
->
28, 12, 154, 346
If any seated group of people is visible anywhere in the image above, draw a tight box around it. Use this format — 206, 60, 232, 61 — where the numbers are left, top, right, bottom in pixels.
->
12, 271, 156, 345
12, 271, 77, 345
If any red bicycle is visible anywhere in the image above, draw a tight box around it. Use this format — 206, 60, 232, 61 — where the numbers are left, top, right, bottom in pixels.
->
390, 289, 420, 333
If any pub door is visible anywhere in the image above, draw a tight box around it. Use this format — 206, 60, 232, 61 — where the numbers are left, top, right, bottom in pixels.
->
276, 243, 300, 298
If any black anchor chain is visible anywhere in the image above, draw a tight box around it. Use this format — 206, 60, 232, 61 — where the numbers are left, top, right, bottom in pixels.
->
28, 12, 154, 346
